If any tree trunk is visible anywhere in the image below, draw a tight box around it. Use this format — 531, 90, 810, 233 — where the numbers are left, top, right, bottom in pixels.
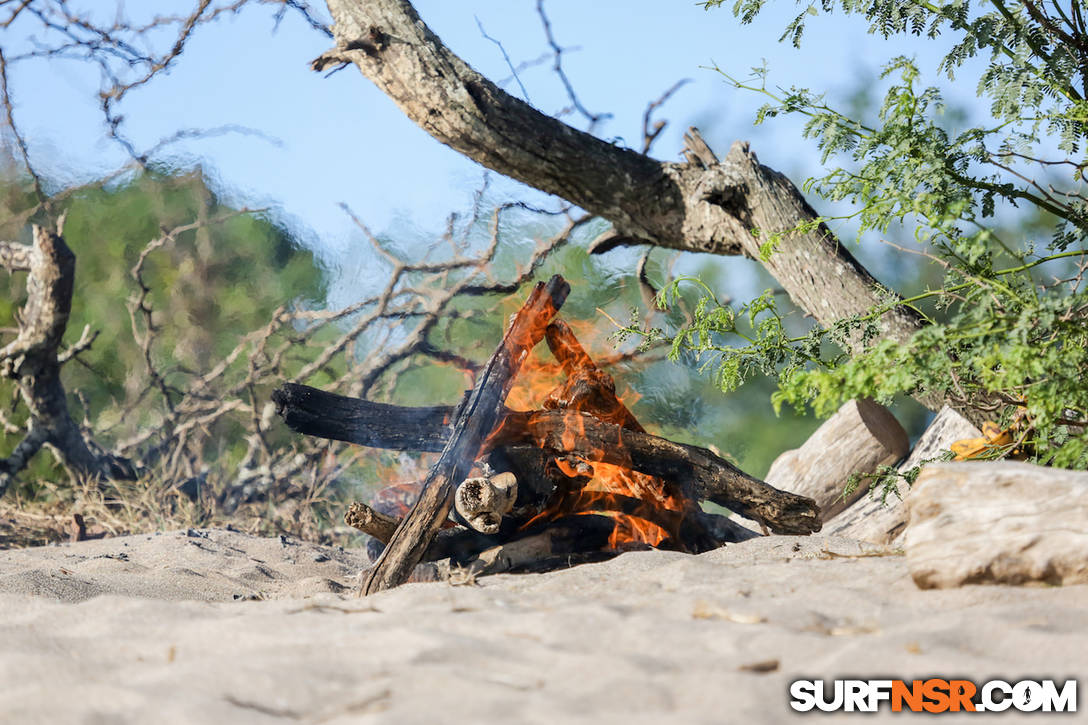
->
318, 0, 949, 412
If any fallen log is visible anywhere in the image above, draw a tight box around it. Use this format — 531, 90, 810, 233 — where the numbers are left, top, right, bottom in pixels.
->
361, 275, 570, 594
825, 406, 979, 545
765, 398, 909, 521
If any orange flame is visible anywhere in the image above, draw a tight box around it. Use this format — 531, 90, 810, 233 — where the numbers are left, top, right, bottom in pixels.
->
506, 319, 688, 550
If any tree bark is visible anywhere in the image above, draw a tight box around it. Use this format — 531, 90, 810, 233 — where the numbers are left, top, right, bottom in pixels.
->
318, 0, 945, 411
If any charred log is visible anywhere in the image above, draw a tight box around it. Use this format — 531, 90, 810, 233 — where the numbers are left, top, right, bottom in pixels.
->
276, 387, 820, 535
495, 410, 820, 535
361, 275, 570, 594
272, 383, 452, 452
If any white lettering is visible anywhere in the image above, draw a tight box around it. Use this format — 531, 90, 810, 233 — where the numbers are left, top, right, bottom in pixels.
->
1040, 680, 1077, 713
868, 680, 893, 711
981, 680, 1012, 712
789, 680, 817, 712
815, 680, 844, 712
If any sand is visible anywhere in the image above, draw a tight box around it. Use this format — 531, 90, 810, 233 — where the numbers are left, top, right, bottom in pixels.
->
0, 528, 1084, 724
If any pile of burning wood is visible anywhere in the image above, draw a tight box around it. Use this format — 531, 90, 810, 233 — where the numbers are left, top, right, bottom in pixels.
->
274, 275, 820, 594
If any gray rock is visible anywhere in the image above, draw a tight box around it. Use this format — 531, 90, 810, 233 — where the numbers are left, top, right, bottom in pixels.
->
906, 461, 1088, 588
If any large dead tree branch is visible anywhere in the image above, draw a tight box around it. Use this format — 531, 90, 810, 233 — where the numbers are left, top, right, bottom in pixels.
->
318, 0, 948, 413
0, 223, 134, 494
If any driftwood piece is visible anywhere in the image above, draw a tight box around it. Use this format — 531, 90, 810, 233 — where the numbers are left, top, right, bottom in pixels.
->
905, 462, 1088, 588
345, 501, 399, 542
765, 399, 909, 521
455, 471, 517, 534
825, 406, 980, 545
361, 275, 570, 594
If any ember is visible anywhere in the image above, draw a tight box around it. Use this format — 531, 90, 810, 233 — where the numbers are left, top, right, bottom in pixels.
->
273, 275, 821, 594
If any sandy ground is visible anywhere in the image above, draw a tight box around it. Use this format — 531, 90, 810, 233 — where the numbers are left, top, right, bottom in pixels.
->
0, 528, 1084, 724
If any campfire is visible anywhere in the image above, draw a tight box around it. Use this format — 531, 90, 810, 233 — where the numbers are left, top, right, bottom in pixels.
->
273, 275, 820, 594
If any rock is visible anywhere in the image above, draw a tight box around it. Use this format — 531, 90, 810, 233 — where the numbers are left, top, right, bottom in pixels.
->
905, 461, 1088, 588
765, 399, 909, 521
825, 406, 980, 545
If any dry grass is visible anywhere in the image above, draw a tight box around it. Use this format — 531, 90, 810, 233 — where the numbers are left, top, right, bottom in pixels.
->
0, 473, 365, 550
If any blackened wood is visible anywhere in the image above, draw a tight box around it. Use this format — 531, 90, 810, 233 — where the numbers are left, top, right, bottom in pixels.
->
272, 383, 451, 452
445, 514, 621, 577
486, 446, 558, 512
494, 410, 821, 535
361, 275, 570, 594
277, 390, 817, 534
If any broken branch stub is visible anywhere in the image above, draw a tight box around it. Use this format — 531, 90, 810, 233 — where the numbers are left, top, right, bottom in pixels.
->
360, 274, 570, 595
455, 471, 517, 534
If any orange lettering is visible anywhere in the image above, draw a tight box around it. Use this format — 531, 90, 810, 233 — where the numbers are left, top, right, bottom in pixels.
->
948, 680, 977, 712
923, 679, 951, 713
892, 680, 924, 712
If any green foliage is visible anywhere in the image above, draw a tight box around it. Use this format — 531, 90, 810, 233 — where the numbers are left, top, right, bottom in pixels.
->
644, 0, 1088, 470
59, 169, 325, 415
0, 167, 330, 496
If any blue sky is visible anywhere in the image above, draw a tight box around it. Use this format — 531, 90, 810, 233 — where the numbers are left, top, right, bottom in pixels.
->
11, 1, 962, 300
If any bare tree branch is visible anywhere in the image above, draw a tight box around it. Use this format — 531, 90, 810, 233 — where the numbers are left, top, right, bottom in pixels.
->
318, 0, 947, 413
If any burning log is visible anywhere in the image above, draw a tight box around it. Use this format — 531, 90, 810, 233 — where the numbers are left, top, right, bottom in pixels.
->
276, 276, 820, 591
276, 392, 821, 535
344, 500, 503, 563
360, 275, 570, 594
492, 410, 820, 534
